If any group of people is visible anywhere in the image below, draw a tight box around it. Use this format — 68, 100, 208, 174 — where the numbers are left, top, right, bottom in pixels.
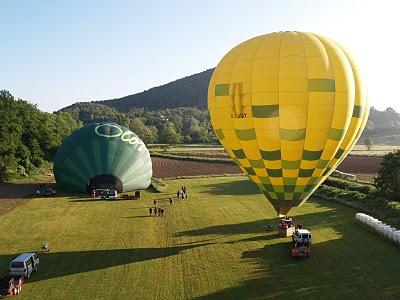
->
149, 200, 165, 216
177, 186, 188, 199
148, 186, 190, 217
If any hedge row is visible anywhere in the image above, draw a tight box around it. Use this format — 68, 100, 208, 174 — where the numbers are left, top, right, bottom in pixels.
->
315, 184, 400, 229
322, 177, 376, 194
150, 152, 234, 164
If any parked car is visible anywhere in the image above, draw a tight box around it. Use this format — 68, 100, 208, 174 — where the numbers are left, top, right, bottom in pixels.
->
43, 188, 56, 196
98, 189, 117, 199
9, 253, 39, 279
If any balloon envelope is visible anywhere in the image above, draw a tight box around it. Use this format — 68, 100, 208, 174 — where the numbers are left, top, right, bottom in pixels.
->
54, 123, 152, 193
208, 31, 369, 215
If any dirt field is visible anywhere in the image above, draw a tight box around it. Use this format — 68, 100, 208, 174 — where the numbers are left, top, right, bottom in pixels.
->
151, 157, 241, 178
152, 155, 382, 178
336, 155, 382, 174
0, 183, 55, 216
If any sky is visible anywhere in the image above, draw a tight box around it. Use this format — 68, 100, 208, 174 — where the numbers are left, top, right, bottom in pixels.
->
1, 0, 399, 112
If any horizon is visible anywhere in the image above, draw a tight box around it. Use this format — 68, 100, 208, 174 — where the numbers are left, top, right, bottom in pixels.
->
1, 0, 400, 112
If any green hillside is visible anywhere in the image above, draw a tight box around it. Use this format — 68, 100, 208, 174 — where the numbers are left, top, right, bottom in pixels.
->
98, 68, 213, 111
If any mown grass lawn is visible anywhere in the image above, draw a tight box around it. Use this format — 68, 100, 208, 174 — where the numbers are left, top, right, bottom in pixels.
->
0, 176, 399, 299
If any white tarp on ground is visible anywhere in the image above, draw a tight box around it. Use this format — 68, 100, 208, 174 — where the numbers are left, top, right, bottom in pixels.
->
356, 213, 400, 244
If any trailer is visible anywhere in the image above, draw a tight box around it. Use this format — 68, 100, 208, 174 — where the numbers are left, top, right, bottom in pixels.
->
291, 242, 311, 258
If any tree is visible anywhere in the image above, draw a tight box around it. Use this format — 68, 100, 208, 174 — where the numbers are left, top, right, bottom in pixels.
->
159, 122, 181, 144
374, 150, 400, 200
364, 138, 374, 151
0, 91, 81, 181
129, 118, 158, 144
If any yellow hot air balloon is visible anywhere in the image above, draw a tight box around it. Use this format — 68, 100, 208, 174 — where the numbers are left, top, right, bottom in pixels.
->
208, 31, 369, 216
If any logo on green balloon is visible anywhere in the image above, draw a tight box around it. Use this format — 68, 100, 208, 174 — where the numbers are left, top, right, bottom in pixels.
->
95, 124, 144, 151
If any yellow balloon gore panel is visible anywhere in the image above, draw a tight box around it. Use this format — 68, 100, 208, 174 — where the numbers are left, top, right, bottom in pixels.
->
208, 31, 369, 215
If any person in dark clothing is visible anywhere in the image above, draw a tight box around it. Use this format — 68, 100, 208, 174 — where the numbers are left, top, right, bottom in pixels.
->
169, 197, 173, 206
160, 208, 164, 216
153, 199, 157, 206
149, 207, 152, 216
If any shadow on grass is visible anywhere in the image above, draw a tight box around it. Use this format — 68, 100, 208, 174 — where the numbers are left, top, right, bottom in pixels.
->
176, 219, 277, 237
123, 215, 154, 219
199, 178, 260, 196
196, 236, 400, 299
69, 198, 140, 203
175, 205, 345, 239
193, 201, 400, 299
0, 182, 58, 199
0, 243, 211, 283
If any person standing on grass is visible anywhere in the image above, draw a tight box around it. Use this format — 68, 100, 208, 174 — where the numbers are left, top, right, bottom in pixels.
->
185, 192, 188, 200
160, 208, 164, 216
149, 207, 152, 216
169, 197, 173, 206
153, 199, 157, 206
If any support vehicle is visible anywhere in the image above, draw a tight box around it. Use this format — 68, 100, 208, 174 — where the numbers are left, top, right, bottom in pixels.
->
291, 228, 312, 258
9, 253, 39, 279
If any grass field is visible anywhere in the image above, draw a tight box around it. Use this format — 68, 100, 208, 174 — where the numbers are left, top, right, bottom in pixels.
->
351, 144, 400, 156
1, 176, 400, 299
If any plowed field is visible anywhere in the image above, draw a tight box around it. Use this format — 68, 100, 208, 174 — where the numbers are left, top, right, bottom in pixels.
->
152, 155, 382, 178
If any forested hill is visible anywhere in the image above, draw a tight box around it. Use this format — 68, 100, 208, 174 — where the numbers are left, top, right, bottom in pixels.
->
97, 68, 214, 111
58, 68, 400, 145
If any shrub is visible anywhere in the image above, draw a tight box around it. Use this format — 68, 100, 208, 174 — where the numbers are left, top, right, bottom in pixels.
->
374, 150, 400, 201
323, 177, 376, 194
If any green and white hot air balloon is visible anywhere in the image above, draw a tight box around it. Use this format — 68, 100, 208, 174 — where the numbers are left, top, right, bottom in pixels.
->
53, 123, 152, 193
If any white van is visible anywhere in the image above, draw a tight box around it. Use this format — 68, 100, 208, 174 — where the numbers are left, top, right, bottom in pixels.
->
9, 253, 39, 278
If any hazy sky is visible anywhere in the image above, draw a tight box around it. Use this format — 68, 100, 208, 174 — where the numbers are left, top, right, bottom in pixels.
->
1, 0, 399, 112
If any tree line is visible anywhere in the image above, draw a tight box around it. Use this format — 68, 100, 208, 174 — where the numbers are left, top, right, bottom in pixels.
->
60, 102, 218, 144
0, 91, 81, 182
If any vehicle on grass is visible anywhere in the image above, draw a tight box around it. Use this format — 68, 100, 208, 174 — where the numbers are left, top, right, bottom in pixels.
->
291, 228, 312, 258
0, 276, 24, 297
120, 191, 141, 200
9, 253, 39, 278
278, 217, 295, 237
43, 188, 56, 197
292, 228, 312, 244
291, 241, 311, 258
97, 189, 117, 199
